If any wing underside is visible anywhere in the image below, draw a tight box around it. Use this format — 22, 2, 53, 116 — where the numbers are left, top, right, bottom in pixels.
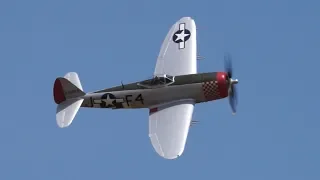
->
154, 17, 197, 76
149, 99, 195, 159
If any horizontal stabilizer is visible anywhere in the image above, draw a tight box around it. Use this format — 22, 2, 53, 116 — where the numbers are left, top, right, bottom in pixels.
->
64, 72, 83, 91
56, 98, 84, 128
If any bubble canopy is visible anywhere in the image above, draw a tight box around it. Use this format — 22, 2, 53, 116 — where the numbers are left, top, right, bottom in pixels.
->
137, 74, 175, 88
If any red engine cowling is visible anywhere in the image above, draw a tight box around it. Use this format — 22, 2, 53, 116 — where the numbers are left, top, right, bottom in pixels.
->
201, 72, 229, 101
215, 72, 229, 99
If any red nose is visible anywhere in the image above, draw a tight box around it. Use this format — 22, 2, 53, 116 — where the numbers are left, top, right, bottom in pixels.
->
216, 72, 229, 98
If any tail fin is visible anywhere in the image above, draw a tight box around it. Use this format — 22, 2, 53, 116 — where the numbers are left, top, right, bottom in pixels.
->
53, 72, 85, 104
53, 72, 85, 128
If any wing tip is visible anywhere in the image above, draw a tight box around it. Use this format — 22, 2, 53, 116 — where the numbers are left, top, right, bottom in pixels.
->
179, 16, 192, 20
161, 153, 183, 160
178, 16, 195, 23
150, 137, 185, 160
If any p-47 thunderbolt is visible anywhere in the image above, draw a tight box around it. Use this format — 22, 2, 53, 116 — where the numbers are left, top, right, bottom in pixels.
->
53, 17, 239, 159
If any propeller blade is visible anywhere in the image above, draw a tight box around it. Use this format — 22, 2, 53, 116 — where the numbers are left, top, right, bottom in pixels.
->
224, 52, 238, 115
233, 84, 238, 106
229, 84, 238, 114
224, 53, 233, 78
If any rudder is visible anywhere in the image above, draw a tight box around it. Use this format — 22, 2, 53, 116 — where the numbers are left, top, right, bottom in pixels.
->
53, 72, 85, 104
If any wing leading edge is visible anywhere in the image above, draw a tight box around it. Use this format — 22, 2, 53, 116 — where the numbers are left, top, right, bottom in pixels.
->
154, 17, 197, 76
149, 99, 195, 159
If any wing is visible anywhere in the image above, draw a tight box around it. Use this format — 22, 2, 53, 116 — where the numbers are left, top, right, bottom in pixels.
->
154, 17, 197, 76
149, 99, 195, 159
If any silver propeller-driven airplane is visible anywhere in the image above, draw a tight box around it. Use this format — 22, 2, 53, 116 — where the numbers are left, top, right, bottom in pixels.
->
53, 17, 239, 159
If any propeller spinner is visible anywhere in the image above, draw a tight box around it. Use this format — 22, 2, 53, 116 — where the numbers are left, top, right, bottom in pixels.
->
224, 53, 239, 115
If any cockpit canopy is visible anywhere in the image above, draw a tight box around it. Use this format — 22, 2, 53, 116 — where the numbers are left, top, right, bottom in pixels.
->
137, 74, 175, 88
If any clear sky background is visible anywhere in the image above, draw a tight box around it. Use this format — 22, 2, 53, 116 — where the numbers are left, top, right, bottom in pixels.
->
1, 0, 319, 179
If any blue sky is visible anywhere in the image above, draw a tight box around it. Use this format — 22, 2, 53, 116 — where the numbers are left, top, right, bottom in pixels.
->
1, 0, 320, 179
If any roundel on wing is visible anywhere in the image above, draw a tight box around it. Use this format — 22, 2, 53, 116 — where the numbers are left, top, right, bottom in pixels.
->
172, 29, 191, 43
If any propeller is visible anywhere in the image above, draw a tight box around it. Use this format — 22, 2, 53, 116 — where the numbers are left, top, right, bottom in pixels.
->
224, 53, 238, 115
